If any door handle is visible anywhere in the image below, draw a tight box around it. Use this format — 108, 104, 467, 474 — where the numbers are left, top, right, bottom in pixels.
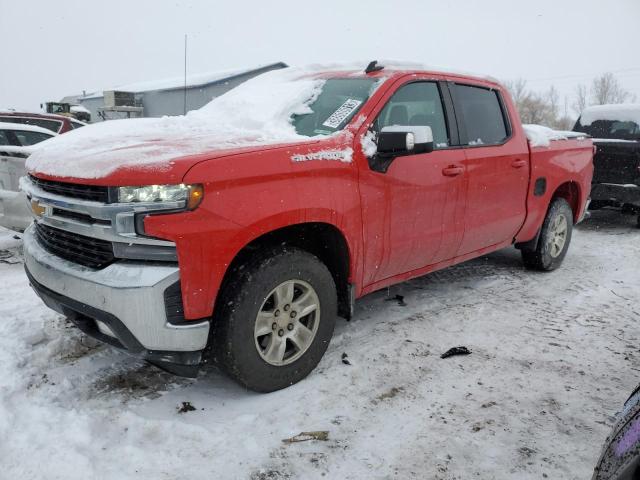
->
512, 159, 528, 168
442, 165, 464, 177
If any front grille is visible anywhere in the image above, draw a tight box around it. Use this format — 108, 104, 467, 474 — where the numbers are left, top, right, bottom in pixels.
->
52, 208, 111, 226
34, 223, 115, 269
29, 175, 110, 203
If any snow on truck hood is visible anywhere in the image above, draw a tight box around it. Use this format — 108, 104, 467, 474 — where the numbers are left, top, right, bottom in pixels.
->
26, 67, 327, 180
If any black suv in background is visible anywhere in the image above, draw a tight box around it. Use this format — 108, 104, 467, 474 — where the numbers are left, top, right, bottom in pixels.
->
574, 105, 640, 227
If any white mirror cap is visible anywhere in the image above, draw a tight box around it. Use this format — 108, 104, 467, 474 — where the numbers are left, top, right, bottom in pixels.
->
381, 125, 433, 144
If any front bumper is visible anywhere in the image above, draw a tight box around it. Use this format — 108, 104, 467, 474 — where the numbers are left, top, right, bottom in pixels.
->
23, 225, 210, 376
591, 183, 640, 207
0, 189, 31, 231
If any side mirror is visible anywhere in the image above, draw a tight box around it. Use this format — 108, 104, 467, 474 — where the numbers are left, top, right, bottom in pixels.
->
377, 125, 434, 156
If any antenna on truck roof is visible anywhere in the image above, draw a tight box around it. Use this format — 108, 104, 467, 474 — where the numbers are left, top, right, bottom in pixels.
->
365, 60, 384, 74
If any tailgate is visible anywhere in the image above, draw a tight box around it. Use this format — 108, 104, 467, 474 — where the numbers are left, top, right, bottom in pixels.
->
593, 141, 640, 185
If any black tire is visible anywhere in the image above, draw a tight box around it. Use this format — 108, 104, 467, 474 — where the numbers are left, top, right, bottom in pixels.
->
212, 247, 337, 392
522, 198, 574, 271
592, 385, 640, 479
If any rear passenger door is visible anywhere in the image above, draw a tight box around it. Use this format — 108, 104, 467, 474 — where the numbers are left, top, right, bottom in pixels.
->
450, 82, 530, 256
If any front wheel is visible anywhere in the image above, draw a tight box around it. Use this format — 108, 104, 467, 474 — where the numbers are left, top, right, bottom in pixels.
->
522, 198, 574, 271
213, 247, 337, 392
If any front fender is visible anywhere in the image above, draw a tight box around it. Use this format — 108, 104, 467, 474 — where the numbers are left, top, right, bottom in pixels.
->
145, 146, 362, 319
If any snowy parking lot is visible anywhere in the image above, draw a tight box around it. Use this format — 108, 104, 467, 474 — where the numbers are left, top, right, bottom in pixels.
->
1, 209, 638, 480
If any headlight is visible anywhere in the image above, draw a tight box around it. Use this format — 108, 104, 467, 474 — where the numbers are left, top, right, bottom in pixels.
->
117, 184, 204, 210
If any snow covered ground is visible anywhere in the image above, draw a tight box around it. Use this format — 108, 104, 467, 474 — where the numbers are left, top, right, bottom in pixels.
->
1, 210, 638, 480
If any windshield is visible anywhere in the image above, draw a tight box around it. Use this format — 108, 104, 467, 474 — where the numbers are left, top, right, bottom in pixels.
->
575, 118, 640, 140
292, 78, 378, 136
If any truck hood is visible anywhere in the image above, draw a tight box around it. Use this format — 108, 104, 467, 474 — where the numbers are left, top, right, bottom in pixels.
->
26, 119, 330, 186
26, 66, 333, 185
26, 119, 322, 185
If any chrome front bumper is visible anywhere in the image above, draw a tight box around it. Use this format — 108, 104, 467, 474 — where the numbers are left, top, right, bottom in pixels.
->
23, 225, 210, 353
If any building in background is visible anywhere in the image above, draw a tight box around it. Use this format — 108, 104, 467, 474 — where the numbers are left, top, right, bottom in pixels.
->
70, 62, 287, 122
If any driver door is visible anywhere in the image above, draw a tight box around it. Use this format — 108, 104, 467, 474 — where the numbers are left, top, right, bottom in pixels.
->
357, 80, 467, 287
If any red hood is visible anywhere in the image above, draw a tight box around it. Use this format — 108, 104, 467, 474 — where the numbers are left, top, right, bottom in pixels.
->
30, 142, 323, 186
24, 113, 327, 186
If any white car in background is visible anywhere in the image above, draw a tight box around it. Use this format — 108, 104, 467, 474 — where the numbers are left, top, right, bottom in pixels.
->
0, 122, 56, 231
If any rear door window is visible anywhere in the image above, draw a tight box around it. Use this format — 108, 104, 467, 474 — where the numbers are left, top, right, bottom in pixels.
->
454, 84, 509, 146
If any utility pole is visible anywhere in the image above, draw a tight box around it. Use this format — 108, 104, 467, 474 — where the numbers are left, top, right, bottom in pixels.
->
183, 34, 188, 115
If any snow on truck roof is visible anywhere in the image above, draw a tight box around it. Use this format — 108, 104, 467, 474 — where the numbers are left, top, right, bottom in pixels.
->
293, 60, 499, 84
579, 104, 640, 126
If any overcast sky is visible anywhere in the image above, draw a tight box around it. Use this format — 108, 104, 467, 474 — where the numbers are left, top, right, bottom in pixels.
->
1, 0, 639, 116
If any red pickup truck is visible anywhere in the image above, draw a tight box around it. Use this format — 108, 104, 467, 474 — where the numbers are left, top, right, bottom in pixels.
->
22, 63, 593, 392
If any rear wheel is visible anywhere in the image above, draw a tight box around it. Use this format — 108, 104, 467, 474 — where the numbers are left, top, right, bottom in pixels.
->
213, 247, 337, 392
522, 198, 574, 271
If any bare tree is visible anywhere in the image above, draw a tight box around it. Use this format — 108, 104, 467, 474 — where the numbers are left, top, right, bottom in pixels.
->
545, 86, 559, 122
505, 79, 564, 127
553, 95, 574, 130
504, 72, 635, 129
572, 84, 588, 116
504, 78, 529, 106
519, 94, 553, 125
591, 72, 632, 105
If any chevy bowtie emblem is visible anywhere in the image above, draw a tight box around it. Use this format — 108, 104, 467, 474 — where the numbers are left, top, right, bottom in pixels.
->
31, 199, 46, 217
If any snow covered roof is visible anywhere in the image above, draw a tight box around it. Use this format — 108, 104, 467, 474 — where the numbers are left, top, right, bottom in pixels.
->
70, 105, 90, 114
0, 122, 57, 136
579, 104, 640, 126
80, 62, 288, 99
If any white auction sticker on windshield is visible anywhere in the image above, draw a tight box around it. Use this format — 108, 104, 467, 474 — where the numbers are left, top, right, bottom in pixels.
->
322, 99, 362, 129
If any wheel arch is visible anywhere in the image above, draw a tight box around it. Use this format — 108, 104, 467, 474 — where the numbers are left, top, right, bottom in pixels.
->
551, 181, 582, 223
516, 181, 581, 251
217, 221, 354, 321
